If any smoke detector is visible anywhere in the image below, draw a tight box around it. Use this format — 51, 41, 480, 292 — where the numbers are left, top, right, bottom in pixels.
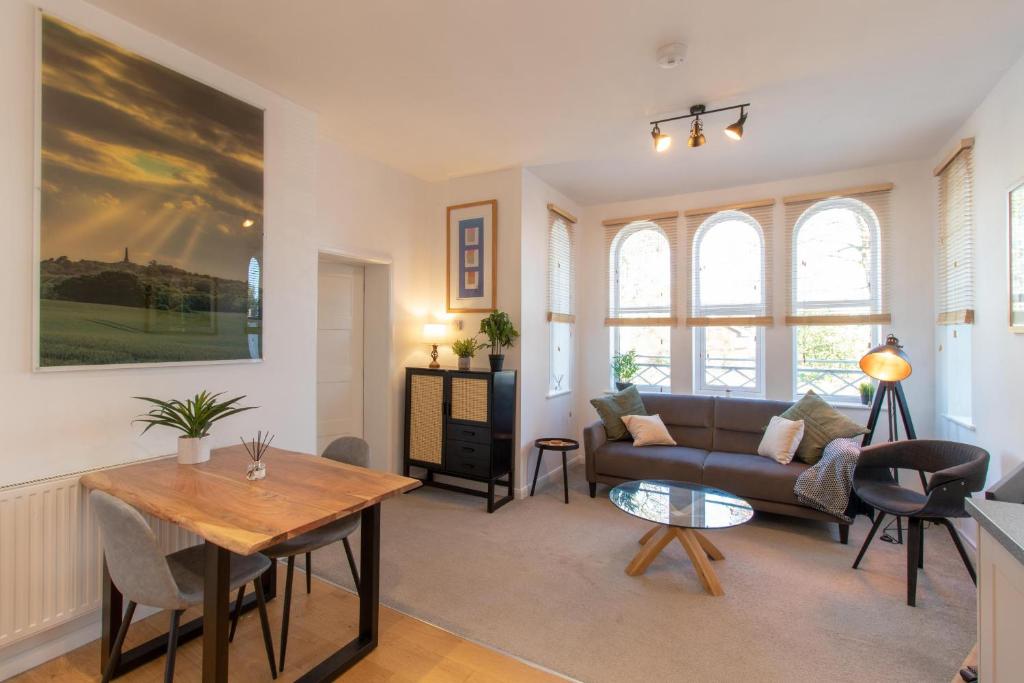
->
656, 43, 688, 69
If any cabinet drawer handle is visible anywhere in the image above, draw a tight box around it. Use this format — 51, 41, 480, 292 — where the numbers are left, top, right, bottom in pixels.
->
464, 430, 476, 436
462, 446, 474, 452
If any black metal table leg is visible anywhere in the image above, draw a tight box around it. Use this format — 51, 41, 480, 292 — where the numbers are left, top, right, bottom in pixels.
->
296, 503, 381, 682
203, 542, 230, 682
99, 555, 274, 679
530, 448, 545, 496
561, 452, 569, 504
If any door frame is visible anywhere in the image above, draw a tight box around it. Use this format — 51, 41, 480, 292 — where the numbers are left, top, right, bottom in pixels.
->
315, 247, 394, 473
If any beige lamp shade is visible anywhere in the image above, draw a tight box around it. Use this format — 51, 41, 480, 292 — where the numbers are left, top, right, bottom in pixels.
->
422, 323, 448, 344
859, 334, 912, 382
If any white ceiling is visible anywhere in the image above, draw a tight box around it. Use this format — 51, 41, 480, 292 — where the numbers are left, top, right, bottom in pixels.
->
87, 0, 1024, 205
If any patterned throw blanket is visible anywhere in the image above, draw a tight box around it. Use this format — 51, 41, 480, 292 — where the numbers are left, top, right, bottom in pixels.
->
794, 437, 861, 523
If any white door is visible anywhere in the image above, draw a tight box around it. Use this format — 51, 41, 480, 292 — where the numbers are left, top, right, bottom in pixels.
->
317, 260, 364, 454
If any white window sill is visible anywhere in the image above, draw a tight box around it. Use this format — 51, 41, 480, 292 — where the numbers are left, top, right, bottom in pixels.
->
798, 399, 884, 412
546, 390, 572, 399
942, 414, 976, 431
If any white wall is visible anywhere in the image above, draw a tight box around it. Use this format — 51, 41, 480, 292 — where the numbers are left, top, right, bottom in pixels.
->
314, 135, 439, 473
933, 53, 1024, 496
575, 161, 937, 436
0, 0, 320, 487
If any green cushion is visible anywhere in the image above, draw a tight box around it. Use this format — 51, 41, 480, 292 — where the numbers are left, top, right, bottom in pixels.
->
781, 391, 868, 464
590, 385, 648, 441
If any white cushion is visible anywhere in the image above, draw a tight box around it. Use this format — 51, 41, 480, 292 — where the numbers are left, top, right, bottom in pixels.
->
757, 416, 805, 464
621, 414, 677, 447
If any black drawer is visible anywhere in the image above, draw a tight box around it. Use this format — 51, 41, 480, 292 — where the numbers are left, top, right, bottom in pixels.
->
445, 440, 491, 478
446, 423, 491, 444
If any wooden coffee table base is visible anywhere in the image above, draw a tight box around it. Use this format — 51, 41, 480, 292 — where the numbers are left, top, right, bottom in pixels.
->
626, 524, 726, 596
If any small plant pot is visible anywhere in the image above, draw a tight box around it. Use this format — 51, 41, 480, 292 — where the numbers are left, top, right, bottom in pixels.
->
458, 356, 471, 371
860, 393, 871, 406
616, 382, 634, 392
488, 354, 505, 372
177, 435, 211, 464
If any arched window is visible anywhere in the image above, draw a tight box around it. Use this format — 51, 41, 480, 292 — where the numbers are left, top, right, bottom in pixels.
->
547, 207, 575, 396
691, 210, 767, 395
788, 195, 887, 401
606, 218, 675, 392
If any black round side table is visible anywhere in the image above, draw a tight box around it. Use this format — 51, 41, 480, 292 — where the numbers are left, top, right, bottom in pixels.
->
531, 438, 580, 504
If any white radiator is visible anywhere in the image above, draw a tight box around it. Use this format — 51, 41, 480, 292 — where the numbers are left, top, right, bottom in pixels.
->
0, 466, 199, 649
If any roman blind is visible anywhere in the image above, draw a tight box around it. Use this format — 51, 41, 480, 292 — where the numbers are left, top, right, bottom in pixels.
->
784, 183, 892, 325
547, 203, 576, 323
685, 199, 774, 326
604, 211, 679, 326
935, 138, 975, 325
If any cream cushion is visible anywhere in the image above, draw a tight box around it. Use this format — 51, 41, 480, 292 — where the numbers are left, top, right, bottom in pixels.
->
757, 416, 805, 464
621, 414, 677, 447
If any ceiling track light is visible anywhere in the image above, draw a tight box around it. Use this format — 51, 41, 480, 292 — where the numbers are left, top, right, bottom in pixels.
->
649, 102, 750, 152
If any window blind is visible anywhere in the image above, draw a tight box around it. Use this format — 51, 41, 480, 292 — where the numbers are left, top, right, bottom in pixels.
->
784, 183, 892, 325
547, 204, 576, 323
935, 140, 975, 325
604, 211, 679, 326
685, 199, 774, 326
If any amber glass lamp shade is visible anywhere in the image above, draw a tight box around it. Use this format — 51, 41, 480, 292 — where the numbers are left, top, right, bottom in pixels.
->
859, 334, 912, 382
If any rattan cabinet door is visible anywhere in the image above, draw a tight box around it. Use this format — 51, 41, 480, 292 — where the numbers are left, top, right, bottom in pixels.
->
406, 370, 445, 465
448, 373, 491, 426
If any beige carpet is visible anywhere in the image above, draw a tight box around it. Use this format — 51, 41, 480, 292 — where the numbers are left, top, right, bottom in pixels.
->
304, 464, 976, 682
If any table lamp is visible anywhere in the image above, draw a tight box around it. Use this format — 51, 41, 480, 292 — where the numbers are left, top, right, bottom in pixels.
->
422, 323, 448, 369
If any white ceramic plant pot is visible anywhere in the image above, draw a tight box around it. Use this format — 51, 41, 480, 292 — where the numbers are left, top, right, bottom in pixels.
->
177, 435, 211, 464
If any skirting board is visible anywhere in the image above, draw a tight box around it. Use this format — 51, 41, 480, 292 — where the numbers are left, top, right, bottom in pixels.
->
0, 603, 163, 680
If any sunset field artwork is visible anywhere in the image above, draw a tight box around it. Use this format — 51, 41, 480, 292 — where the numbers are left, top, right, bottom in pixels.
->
37, 14, 264, 368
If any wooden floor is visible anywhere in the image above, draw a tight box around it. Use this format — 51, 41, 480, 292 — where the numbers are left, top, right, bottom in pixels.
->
13, 568, 562, 682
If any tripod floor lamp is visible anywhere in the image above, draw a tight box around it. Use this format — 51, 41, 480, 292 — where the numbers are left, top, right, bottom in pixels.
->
859, 333, 924, 543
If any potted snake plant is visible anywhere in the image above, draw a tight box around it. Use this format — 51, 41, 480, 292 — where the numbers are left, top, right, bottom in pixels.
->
134, 391, 256, 464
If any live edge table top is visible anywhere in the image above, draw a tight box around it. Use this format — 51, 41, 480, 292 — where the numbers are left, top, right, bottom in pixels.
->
80, 445, 421, 556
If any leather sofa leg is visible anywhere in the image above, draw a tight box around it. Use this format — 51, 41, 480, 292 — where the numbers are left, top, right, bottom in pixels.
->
838, 523, 850, 545
589, 482, 597, 498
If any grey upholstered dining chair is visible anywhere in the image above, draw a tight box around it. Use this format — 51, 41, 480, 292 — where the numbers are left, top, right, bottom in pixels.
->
91, 490, 278, 682
231, 436, 367, 672
851, 439, 989, 606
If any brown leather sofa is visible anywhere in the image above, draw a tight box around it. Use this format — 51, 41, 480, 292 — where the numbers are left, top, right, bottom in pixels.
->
584, 393, 855, 543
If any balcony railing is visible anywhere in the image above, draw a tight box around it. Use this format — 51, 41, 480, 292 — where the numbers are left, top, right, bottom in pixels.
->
627, 356, 868, 400
633, 354, 671, 391
797, 358, 867, 399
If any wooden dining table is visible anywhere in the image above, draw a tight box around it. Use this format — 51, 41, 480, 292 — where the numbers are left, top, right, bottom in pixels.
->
80, 445, 420, 682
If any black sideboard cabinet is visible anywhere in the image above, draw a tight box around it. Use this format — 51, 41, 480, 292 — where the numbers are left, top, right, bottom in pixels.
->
403, 367, 517, 512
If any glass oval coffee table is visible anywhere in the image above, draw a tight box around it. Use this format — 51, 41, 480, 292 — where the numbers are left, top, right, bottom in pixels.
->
609, 480, 754, 596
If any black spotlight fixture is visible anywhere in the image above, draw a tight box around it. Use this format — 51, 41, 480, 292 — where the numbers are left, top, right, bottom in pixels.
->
651, 123, 672, 152
724, 106, 747, 140
649, 101, 750, 152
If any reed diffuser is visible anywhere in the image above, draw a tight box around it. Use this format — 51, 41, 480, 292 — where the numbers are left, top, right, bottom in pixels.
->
241, 431, 274, 480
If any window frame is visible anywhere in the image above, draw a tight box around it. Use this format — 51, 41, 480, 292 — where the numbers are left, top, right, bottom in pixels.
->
547, 210, 575, 397
789, 197, 883, 403
608, 221, 673, 393
694, 326, 765, 397
691, 210, 767, 397
790, 197, 883, 317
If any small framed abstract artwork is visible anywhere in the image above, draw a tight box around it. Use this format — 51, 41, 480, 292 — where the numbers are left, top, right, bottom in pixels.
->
1009, 179, 1024, 332
447, 200, 497, 312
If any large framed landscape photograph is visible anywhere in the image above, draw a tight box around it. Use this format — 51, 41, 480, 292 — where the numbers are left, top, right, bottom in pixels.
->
35, 13, 264, 369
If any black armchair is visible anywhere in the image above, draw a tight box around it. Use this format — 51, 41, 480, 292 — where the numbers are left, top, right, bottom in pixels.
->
851, 439, 989, 606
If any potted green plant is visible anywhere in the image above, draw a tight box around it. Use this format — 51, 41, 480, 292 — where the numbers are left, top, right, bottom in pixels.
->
452, 336, 485, 371
612, 349, 640, 391
479, 311, 519, 372
134, 391, 256, 464
858, 381, 876, 406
